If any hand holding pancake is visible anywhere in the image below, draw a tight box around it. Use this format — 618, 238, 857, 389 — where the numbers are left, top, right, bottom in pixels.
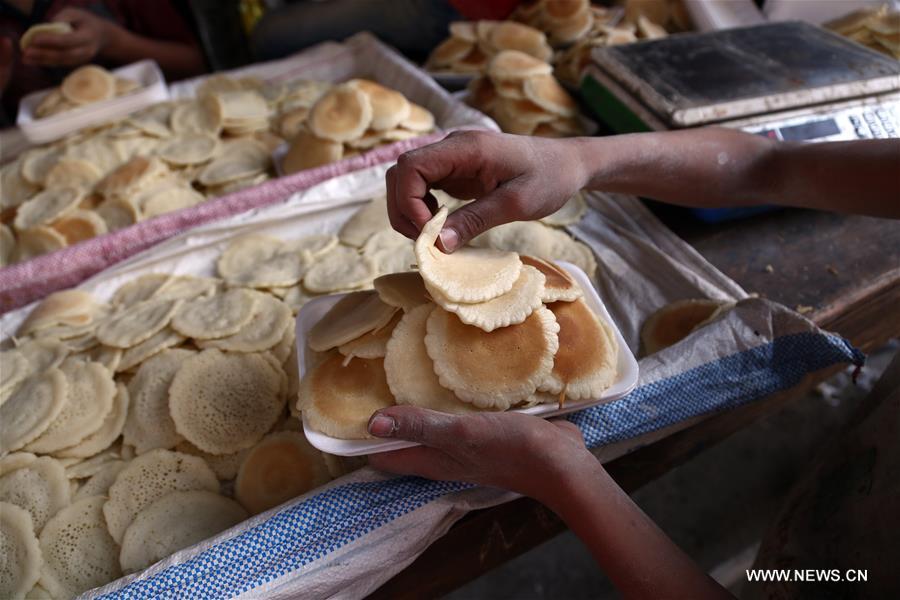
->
22, 9, 110, 67
367, 406, 592, 502
387, 130, 587, 251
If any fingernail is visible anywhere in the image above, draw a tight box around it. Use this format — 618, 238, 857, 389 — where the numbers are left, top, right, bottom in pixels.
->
439, 227, 459, 252
368, 414, 396, 438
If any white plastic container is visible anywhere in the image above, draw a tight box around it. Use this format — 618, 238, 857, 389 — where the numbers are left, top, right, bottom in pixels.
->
297, 262, 640, 456
16, 59, 169, 144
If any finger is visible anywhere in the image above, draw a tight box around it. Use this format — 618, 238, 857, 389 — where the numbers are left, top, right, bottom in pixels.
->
368, 446, 463, 481
386, 165, 419, 239
27, 32, 84, 50
367, 405, 461, 450
392, 132, 488, 231
441, 187, 521, 250
24, 46, 90, 66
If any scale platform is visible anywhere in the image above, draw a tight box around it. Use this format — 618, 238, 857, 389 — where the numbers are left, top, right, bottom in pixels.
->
580, 21, 900, 221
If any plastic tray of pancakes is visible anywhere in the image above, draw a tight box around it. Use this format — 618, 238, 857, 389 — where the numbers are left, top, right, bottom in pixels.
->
296, 208, 639, 457
17, 60, 169, 145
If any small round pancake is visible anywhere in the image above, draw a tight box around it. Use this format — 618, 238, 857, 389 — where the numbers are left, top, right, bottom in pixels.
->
43, 158, 101, 190
425, 305, 559, 409
385, 304, 481, 414
103, 449, 218, 544
95, 197, 139, 232
520, 256, 582, 302
426, 264, 545, 332
308, 84, 373, 143
373, 271, 429, 311
347, 79, 411, 131
548, 5, 594, 44
20, 21, 73, 49
122, 348, 194, 454
12, 227, 67, 262
21, 147, 62, 186
415, 206, 522, 303
338, 196, 391, 247
169, 349, 286, 455
112, 273, 171, 307
400, 103, 435, 132
97, 299, 180, 349
140, 185, 205, 219
489, 21, 552, 61
286, 233, 338, 259
1, 350, 31, 403
25, 360, 115, 455
0, 370, 67, 455
540, 299, 618, 402
119, 490, 247, 574
55, 382, 128, 459
13, 187, 82, 231
217, 234, 307, 288
95, 156, 168, 199
298, 354, 395, 439
303, 245, 376, 293
171, 289, 258, 340
641, 299, 731, 355
283, 130, 343, 174
487, 50, 552, 81
501, 97, 556, 125
158, 134, 219, 166
234, 431, 331, 515
0, 456, 69, 535
50, 209, 108, 245
60, 65, 115, 105
523, 73, 578, 117
170, 96, 223, 136
198, 292, 292, 353
307, 290, 397, 352
18, 289, 98, 336
540, 191, 587, 226
338, 311, 402, 360
428, 36, 474, 68
0, 502, 42, 600
39, 496, 122, 598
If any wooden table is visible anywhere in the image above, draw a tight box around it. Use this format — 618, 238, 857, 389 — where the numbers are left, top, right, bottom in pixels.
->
371, 207, 900, 600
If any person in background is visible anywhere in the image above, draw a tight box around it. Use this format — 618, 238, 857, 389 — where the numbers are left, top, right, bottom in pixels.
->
251, 0, 520, 62
0, 0, 206, 121
369, 129, 898, 598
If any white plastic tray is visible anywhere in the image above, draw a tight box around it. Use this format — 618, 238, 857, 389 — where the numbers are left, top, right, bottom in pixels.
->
16, 59, 169, 144
297, 261, 640, 456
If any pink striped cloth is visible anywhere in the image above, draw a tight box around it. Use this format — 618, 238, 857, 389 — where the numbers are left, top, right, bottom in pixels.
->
0, 133, 445, 314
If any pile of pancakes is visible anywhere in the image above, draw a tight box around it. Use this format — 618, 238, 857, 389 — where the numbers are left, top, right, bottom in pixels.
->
32, 64, 141, 119
281, 79, 436, 174
299, 206, 619, 440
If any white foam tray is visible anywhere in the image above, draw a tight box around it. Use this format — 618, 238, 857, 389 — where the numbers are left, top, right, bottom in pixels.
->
297, 261, 640, 456
16, 59, 169, 144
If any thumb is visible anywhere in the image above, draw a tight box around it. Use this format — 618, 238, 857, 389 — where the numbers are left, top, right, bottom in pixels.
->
367, 405, 458, 448
440, 188, 519, 251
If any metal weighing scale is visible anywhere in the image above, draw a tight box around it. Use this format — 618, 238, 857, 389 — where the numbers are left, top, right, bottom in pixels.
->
580, 21, 900, 222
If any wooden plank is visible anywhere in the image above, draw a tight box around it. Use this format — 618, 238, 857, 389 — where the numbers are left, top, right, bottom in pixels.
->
369, 209, 900, 599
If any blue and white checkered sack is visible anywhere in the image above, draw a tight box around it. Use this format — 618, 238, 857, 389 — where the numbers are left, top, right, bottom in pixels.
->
56, 174, 859, 599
